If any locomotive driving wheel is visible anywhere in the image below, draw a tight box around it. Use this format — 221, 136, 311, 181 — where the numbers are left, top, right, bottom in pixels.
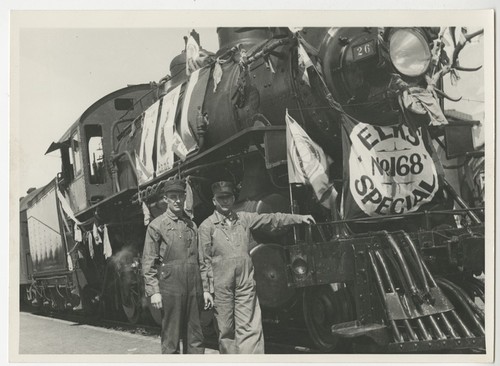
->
302, 284, 355, 352
146, 297, 162, 325
118, 269, 143, 324
81, 286, 101, 316
20, 285, 32, 306
461, 275, 485, 307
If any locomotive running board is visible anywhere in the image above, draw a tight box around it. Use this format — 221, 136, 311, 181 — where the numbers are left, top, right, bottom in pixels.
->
131, 125, 287, 204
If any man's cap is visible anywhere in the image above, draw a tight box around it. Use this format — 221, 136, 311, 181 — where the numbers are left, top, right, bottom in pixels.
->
162, 179, 186, 194
211, 181, 235, 197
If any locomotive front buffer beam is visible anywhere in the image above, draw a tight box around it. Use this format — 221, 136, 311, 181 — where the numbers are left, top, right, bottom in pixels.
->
285, 224, 485, 353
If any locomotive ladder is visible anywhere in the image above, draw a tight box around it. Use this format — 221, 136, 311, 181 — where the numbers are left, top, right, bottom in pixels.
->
367, 230, 485, 352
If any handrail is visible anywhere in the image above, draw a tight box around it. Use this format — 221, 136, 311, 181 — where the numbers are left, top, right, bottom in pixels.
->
292, 207, 484, 230
442, 178, 482, 224
110, 117, 139, 154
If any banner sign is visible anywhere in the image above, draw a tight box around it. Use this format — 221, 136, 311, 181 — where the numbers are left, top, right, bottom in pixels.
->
138, 99, 160, 184
342, 120, 439, 218
156, 85, 182, 175
179, 66, 211, 154
286, 111, 336, 207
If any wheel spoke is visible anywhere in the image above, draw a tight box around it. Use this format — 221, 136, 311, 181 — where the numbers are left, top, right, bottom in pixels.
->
303, 284, 355, 352
118, 271, 142, 324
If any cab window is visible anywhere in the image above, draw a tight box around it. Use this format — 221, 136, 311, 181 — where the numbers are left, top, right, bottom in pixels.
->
71, 131, 83, 177
60, 144, 74, 183
85, 125, 105, 184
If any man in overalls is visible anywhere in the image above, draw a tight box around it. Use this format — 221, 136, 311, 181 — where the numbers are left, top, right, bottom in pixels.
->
198, 181, 315, 354
142, 180, 204, 354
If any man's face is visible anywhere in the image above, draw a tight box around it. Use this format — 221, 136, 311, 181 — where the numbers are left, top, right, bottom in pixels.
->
213, 193, 235, 214
164, 191, 186, 215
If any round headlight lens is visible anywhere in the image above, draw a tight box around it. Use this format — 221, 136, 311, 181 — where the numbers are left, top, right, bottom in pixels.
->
389, 28, 431, 77
292, 258, 308, 276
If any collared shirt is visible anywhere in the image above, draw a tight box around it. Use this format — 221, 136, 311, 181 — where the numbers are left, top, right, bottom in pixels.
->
214, 210, 237, 226
142, 209, 198, 296
198, 210, 305, 293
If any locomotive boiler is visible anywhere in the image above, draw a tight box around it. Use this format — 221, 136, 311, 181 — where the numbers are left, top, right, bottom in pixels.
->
22, 27, 485, 353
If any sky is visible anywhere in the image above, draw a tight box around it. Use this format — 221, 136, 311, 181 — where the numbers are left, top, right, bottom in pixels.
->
10, 12, 489, 199
442, 29, 485, 119
16, 27, 219, 195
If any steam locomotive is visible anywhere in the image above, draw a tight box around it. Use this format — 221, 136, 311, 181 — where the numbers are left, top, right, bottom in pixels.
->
20, 27, 485, 353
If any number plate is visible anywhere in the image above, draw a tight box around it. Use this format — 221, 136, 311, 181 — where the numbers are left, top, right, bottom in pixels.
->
352, 40, 376, 61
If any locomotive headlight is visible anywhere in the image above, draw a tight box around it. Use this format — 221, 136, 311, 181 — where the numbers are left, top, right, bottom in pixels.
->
389, 28, 431, 77
292, 258, 308, 276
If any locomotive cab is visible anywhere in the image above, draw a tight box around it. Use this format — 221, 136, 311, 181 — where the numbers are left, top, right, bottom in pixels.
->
46, 84, 157, 216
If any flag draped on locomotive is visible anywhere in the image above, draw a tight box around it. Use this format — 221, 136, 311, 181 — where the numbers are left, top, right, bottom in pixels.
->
21, 27, 485, 353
